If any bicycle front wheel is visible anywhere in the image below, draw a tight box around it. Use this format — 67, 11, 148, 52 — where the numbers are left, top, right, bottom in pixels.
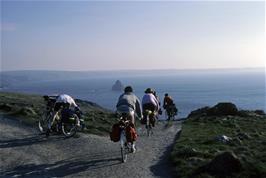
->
38, 112, 51, 134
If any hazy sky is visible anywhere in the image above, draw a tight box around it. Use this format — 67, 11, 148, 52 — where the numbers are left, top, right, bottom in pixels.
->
1, 1, 265, 71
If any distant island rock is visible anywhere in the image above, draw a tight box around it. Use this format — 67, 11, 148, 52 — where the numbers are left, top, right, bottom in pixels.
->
112, 80, 124, 91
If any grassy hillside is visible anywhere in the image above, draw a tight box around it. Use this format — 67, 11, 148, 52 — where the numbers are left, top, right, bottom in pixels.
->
0, 92, 117, 135
171, 103, 266, 178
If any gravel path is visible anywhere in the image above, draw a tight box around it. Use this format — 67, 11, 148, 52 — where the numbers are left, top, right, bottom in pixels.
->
0, 116, 181, 178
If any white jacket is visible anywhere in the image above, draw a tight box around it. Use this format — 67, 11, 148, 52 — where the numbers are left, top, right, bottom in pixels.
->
56, 94, 78, 107
142, 93, 159, 110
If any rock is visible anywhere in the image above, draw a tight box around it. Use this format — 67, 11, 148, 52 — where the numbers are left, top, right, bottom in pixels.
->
214, 135, 232, 144
208, 102, 238, 116
204, 151, 241, 176
111, 80, 124, 91
188, 102, 238, 119
254, 110, 265, 116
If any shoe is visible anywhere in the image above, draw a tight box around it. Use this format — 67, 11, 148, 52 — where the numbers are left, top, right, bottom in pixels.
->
131, 147, 136, 153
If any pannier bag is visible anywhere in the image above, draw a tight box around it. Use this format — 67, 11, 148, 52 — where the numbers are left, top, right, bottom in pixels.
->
125, 126, 137, 143
61, 108, 76, 123
110, 123, 121, 142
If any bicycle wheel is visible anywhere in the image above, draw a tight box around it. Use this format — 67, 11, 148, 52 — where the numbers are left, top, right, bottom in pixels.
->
146, 116, 152, 137
61, 115, 77, 137
38, 112, 51, 134
121, 146, 128, 163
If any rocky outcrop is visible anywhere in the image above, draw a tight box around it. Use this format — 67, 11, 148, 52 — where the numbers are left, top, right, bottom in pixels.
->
111, 80, 124, 91
198, 151, 242, 176
188, 102, 239, 118
209, 102, 238, 116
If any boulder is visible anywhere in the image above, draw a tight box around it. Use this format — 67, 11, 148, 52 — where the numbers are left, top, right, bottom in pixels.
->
204, 151, 241, 176
112, 80, 124, 91
188, 102, 239, 118
254, 110, 265, 116
208, 102, 238, 116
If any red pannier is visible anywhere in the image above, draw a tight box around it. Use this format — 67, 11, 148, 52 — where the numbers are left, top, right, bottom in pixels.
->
125, 126, 137, 143
110, 123, 121, 142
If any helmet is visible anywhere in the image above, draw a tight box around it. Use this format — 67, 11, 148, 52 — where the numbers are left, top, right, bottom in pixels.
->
124, 86, 133, 93
145, 88, 153, 94
165, 93, 168, 97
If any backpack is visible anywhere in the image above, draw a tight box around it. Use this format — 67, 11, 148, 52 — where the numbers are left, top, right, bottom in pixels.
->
110, 123, 121, 142
125, 126, 137, 143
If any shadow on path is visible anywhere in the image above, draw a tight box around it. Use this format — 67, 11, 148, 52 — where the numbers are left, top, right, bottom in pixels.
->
0, 135, 65, 148
1, 156, 121, 177
150, 129, 182, 178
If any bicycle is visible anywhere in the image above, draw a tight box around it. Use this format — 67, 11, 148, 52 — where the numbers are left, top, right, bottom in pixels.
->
38, 96, 84, 138
165, 104, 178, 121
143, 110, 155, 137
118, 113, 135, 163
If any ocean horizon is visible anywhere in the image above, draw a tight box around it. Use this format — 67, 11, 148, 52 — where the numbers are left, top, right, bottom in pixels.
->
1, 68, 265, 118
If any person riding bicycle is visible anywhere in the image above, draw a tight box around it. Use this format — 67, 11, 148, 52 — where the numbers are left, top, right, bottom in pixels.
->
163, 93, 177, 120
45, 94, 81, 136
152, 90, 162, 115
142, 88, 160, 126
116, 86, 142, 153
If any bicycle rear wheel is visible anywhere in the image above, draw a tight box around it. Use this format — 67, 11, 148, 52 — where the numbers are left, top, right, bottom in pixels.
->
121, 146, 128, 163
61, 115, 77, 137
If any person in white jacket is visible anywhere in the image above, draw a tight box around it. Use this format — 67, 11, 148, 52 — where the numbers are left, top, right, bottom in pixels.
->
142, 88, 160, 127
46, 94, 80, 137
142, 88, 160, 113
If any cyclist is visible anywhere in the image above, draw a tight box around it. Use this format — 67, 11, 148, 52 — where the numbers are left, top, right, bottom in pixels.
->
142, 88, 160, 126
46, 94, 81, 137
152, 90, 162, 115
163, 93, 177, 120
116, 86, 142, 153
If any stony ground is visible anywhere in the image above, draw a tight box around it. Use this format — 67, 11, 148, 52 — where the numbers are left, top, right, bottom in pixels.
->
0, 116, 181, 178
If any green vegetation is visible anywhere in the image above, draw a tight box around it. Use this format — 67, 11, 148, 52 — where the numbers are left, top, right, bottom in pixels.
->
0, 91, 117, 135
171, 114, 266, 178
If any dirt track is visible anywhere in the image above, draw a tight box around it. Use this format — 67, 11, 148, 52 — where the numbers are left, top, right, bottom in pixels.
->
0, 116, 181, 178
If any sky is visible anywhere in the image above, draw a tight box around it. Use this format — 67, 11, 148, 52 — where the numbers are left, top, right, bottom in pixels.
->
0, 1, 265, 71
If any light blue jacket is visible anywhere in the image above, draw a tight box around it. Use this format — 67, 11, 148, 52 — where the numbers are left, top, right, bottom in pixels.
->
116, 92, 142, 118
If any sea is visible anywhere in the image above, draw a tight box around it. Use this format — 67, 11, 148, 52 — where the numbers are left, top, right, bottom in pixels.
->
2, 69, 265, 118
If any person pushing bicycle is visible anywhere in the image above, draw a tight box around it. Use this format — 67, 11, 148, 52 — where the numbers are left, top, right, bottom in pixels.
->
44, 94, 81, 137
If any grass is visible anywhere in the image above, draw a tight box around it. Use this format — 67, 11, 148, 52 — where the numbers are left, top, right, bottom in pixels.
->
171, 115, 266, 178
0, 91, 117, 135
